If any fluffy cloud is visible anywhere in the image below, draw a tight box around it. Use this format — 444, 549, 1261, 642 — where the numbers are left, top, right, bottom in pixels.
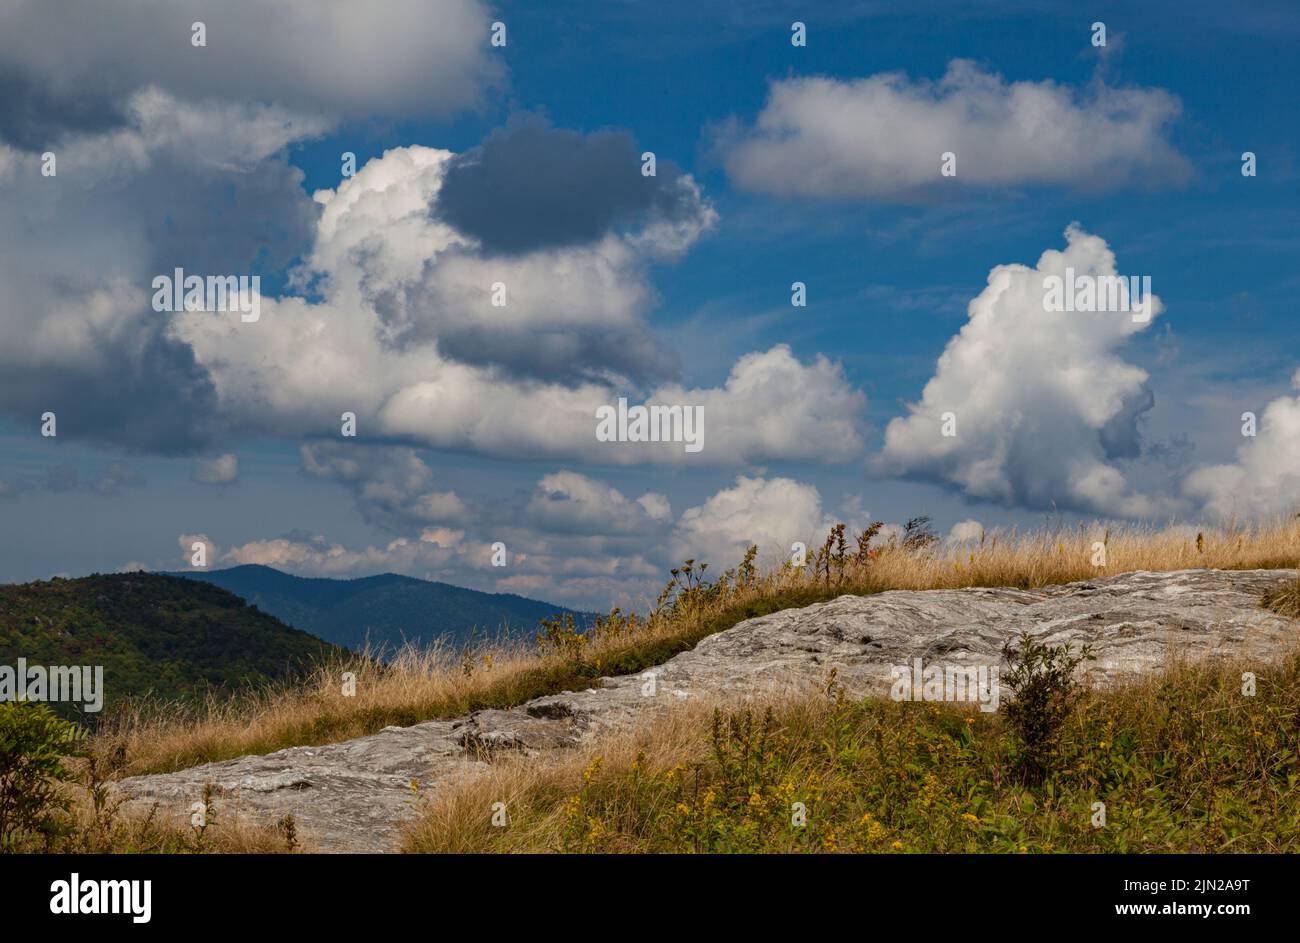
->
0, 90, 321, 453
177, 146, 863, 465
3, 83, 862, 473
3, 106, 862, 467
674, 476, 833, 568
373, 342, 865, 465
301, 138, 714, 385
177, 533, 215, 566
946, 519, 985, 544
880, 225, 1164, 518
224, 533, 458, 573
193, 453, 239, 485
526, 471, 671, 536
0, 0, 499, 147
1183, 371, 1300, 519
434, 118, 716, 256
722, 60, 1189, 199
180, 528, 464, 576
0, 6, 504, 456
648, 346, 867, 463
300, 442, 468, 531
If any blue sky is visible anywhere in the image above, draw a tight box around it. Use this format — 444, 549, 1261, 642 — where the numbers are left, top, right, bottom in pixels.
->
1, 0, 1297, 609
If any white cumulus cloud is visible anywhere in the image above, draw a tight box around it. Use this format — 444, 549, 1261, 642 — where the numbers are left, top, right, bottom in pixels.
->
722, 60, 1189, 199
879, 224, 1165, 518
946, 519, 986, 544
673, 476, 833, 568
526, 471, 671, 536
1183, 370, 1300, 519
177, 146, 865, 466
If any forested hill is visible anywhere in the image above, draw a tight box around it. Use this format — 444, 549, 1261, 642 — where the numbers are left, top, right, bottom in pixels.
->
0, 572, 345, 718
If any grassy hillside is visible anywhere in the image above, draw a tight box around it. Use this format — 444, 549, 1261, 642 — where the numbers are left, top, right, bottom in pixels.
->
168, 564, 590, 653
0, 572, 346, 719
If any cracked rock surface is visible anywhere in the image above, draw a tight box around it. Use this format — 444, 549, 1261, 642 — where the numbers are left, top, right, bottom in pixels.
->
116, 568, 1299, 852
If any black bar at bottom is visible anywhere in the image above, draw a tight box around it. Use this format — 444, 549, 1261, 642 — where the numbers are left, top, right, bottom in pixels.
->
0, 852, 1283, 930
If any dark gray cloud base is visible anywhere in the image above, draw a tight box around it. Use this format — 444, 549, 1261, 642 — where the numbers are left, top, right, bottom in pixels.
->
433, 119, 701, 255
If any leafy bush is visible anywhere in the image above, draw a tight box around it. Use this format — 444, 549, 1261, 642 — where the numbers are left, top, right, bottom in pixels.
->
1000, 633, 1094, 785
0, 701, 84, 849
535, 612, 589, 659
675, 707, 793, 853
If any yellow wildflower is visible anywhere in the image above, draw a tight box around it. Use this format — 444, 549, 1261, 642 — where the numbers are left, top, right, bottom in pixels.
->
822, 826, 838, 852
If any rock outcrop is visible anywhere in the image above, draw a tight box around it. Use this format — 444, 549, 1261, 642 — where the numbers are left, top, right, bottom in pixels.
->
115, 568, 1299, 852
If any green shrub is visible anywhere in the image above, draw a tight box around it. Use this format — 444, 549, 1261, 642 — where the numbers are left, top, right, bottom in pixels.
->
0, 701, 85, 849
535, 612, 589, 659
1001, 633, 1094, 785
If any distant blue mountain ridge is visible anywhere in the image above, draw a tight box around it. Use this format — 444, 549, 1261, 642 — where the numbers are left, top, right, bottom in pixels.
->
167, 564, 592, 654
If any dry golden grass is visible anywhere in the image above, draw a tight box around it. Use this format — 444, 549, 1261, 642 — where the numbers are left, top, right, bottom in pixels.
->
1264, 578, 1300, 618
835, 517, 1300, 591
95, 517, 1300, 779
59, 797, 308, 854
10, 774, 307, 854
398, 695, 754, 854
96, 642, 583, 776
